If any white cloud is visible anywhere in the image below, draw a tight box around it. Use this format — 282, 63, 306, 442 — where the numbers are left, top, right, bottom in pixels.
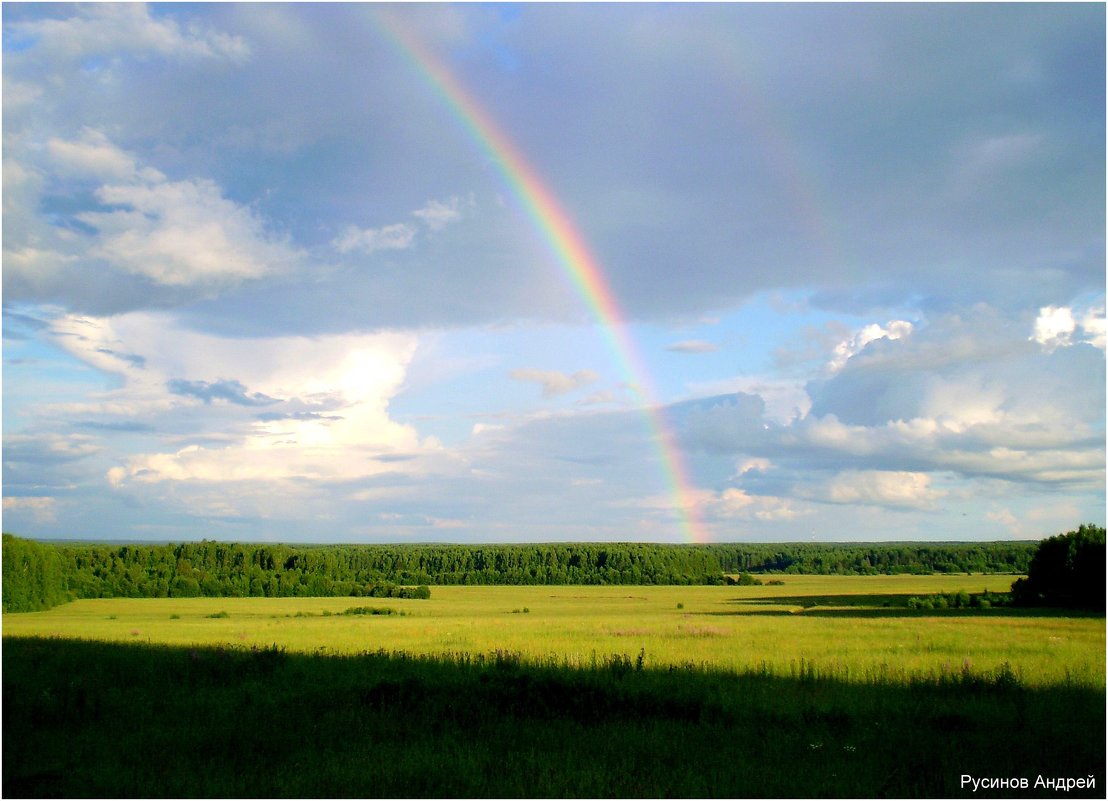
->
334, 195, 471, 255
46, 311, 437, 490
1079, 306, 1106, 350
80, 177, 296, 287
709, 488, 803, 522
333, 223, 417, 255
46, 128, 151, 182
5, 132, 300, 293
666, 339, 718, 354
7, 4, 250, 64
1029, 304, 1106, 352
686, 376, 809, 424
2, 497, 58, 524
413, 195, 470, 230
1030, 305, 1076, 351
509, 368, 599, 398
812, 470, 944, 510
734, 457, 771, 476
828, 320, 913, 372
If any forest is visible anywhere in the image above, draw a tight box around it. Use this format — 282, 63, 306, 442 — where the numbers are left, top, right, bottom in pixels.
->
2, 535, 1039, 612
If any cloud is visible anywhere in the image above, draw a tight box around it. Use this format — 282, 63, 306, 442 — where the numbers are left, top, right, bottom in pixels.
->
2, 496, 58, 524
6, 4, 250, 64
807, 470, 945, 511
44, 311, 438, 496
333, 223, 417, 255
1031, 304, 1106, 352
827, 320, 913, 372
413, 195, 471, 230
509, 368, 600, 398
666, 339, 718, 354
1030, 305, 1076, 351
167, 378, 279, 407
333, 196, 471, 255
46, 128, 152, 181
81, 176, 297, 287
4, 132, 301, 303
3, 433, 101, 464
681, 306, 1105, 492
1, 5, 1102, 541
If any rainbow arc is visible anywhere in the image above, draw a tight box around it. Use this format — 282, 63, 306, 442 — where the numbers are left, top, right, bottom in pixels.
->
375, 11, 708, 542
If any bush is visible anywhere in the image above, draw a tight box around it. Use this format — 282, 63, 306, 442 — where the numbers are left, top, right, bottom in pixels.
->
342, 606, 398, 616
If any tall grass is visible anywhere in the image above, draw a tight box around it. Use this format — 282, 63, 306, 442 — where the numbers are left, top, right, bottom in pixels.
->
3, 636, 1103, 798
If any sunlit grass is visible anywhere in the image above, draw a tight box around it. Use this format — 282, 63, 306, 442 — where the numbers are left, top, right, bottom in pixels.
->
4, 576, 1102, 687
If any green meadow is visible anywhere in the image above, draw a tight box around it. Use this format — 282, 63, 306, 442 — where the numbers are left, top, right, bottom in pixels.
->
5, 576, 1103, 685
5, 575, 1105, 797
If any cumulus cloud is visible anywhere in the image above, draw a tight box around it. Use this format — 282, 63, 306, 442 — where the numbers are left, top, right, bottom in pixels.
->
681, 307, 1105, 493
1031, 304, 1106, 352
827, 320, 913, 372
5, 4, 250, 64
1079, 307, 1106, 350
42, 311, 436, 494
81, 177, 297, 287
509, 368, 600, 398
1030, 305, 1076, 351
808, 470, 944, 511
5, 132, 301, 299
46, 128, 154, 182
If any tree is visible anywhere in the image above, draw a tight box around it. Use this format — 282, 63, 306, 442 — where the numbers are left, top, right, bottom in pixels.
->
1011, 524, 1105, 610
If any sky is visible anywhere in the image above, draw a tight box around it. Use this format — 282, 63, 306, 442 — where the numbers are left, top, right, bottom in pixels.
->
2, 2, 1104, 544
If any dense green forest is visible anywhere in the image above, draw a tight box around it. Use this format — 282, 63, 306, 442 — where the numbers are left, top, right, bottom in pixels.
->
1012, 524, 1106, 610
3, 534, 1042, 612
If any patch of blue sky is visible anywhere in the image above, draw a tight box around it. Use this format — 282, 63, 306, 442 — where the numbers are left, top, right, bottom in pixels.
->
3, 332, 121, 426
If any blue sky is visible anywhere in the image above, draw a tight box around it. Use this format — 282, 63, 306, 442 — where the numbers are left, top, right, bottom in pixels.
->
3, 3, 1104, 543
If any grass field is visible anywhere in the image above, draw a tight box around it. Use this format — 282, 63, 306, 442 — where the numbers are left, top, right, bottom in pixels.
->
4, 575, 1103, 686
4, 576, 1104, 797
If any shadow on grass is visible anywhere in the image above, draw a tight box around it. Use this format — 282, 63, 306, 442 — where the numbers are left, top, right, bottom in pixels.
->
713, 594, 1106, 619
3, 636, 1104, 798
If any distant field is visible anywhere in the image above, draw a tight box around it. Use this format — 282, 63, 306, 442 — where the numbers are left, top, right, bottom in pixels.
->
5, 575, 1103, 687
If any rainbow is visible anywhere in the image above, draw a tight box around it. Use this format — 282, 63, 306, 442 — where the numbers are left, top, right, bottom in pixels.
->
374, 10, 709, 543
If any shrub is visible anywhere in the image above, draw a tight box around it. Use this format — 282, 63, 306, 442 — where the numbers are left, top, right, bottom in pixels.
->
342, 606, 398, 616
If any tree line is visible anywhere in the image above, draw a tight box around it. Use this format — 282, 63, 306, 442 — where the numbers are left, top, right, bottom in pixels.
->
3, 535, 1043, 612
